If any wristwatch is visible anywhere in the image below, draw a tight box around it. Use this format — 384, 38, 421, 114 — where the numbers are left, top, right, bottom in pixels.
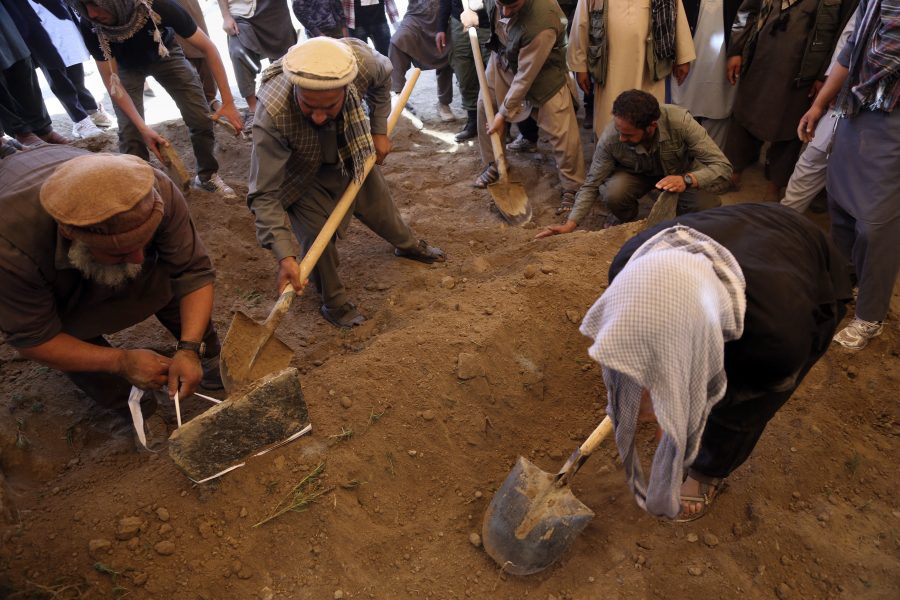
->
683, 174, 695, 188
175, 340, 205, 357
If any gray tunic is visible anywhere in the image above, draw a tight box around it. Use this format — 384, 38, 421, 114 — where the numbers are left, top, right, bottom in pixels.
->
235, 0, 296, 60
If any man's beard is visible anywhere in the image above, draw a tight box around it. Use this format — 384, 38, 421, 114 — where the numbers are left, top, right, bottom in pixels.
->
68, 240, 143, 289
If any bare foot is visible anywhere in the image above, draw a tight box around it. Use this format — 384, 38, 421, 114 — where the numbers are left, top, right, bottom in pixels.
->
679, 476, 705, 519
676, 475, 723, 521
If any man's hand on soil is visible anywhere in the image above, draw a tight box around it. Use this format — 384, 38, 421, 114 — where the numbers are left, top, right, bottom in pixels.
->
277, 256, 309, 296
373, 134, 392, 164
535, 221, 577, 239
118, 349, 171, 390
168, 350, 202, 399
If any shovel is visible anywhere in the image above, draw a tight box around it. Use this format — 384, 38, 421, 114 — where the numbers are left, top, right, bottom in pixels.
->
482, 416, 613, 575
158, 142, 190, 191
469, 27, 532, 226
643, 190, 678, 229
219, 68, 422, 393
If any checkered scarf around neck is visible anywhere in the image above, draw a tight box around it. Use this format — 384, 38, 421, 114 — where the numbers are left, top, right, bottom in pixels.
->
579, 226, 747, 519
259, 59, 375, 185
650, 0, 678, 62
838, 0, 900, 114
69, 0, 169, 96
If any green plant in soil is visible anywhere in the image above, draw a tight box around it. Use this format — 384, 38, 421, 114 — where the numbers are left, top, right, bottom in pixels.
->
254, 463, 333, 527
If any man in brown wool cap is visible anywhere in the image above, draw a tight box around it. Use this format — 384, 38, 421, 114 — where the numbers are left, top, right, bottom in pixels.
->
0, 144, 221, 434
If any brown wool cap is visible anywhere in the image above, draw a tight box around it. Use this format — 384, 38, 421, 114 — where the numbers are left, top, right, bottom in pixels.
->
282, 38, 358, 90
40, 153, 164, 251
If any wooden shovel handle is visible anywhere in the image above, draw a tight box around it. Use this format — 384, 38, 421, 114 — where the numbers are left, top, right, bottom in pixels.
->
296, 68, 421, 283
468, 27, 509, 181
555, 416, 614, 486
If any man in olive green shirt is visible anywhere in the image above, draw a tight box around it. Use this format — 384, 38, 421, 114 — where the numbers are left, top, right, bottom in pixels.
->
538, 90, 732, 236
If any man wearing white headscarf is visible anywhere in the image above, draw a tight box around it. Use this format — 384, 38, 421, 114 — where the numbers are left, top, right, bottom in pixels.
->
247, 37, 445, 329
580, 203, 851, 520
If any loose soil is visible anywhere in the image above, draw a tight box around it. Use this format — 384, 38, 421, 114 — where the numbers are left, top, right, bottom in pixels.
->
0, 83, 897, 599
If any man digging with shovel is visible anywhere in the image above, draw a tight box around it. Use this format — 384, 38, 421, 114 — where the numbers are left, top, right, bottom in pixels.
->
247, 37, 445, 329
0, 145, 222, 443
580, 204, 851, 521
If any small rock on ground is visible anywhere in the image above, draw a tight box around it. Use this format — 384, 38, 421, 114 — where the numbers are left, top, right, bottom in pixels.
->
469, 532, 482, 547
154, 540, 176, 556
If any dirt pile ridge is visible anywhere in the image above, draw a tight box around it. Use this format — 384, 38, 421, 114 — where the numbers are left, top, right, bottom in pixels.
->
0, 107, 897, 599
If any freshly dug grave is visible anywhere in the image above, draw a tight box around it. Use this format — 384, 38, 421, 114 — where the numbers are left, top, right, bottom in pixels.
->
0, 95, 897, 600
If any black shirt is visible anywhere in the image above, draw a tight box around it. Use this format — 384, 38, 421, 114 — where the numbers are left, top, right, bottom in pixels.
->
609, 204, 852, 393
79, 0, 197, 69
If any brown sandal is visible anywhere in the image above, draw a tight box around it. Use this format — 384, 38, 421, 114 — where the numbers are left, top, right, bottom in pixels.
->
673, 477, 725, 522
473, 163, 499, 189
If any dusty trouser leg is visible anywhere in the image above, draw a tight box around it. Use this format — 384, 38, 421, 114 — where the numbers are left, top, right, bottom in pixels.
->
436, 65, 454, 106
284, 167, 353, 309
604, 171, 657, 223
148, 47, 219, 180
110, 66, 150, 159
352, 165, 419, 252
690, 301, 844, 479
227, 34, 261, 102
676, 188, 721, 215
476, 52, 509, 166
534, 86, 585, 193
388, 43, 413, 94
781, 127, 831, 213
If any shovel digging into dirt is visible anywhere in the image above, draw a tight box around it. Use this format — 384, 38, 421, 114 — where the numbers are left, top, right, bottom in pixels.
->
469, 27, 531, 227
643, 190, 679, 230
157, 142, 190, 192
165, 72, 424, 482
482, 416, 613, 575
218, 68, 421, 393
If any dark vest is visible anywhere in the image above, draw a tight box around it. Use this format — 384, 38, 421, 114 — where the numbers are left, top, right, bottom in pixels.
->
486, 0, 569, 105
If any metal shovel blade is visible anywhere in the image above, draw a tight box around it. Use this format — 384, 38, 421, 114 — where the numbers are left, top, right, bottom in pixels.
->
482, 456, 595, 576
488, 180, 532, 226
643, 190, 678, 229
168, 367, 309, 482
220, 310, 294, 393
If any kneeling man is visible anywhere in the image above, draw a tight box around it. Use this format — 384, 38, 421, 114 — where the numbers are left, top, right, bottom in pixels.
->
0, 145, 221, 420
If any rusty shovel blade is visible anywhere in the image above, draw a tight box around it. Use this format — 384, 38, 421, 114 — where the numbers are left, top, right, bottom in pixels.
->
487, 180, 532, 227
482, 456, 595, 576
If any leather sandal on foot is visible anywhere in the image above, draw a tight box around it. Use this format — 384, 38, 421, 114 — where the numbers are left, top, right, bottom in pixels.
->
473, 163, 499, 189
394, 240, 446, 264
556, 191, 576, 216
674, 477, 725, 523
320, 302, 366, 329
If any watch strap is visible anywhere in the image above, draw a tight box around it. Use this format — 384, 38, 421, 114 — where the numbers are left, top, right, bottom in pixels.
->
176, 340, 204, 357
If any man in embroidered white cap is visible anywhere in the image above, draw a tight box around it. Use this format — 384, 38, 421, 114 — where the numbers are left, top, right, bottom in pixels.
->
247, 36, 446, 329
579, 204, 851, 521
0, 145, 222, 425
70, 0, 243, 197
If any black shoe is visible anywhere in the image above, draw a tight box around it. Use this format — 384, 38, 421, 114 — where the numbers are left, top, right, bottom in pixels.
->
394, 240, 446, 264
320, 302, 366, 329
455, 111, 478, 142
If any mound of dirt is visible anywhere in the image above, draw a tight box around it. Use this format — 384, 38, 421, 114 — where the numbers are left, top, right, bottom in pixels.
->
0, 97, 897, 599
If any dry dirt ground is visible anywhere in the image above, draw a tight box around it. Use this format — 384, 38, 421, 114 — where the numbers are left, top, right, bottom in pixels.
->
0, 80, 898, 599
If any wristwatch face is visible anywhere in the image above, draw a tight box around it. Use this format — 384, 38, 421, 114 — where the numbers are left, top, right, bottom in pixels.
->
684, 174, 694, 186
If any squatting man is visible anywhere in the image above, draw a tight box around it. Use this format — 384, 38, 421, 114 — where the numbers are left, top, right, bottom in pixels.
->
0, 146, 222, 427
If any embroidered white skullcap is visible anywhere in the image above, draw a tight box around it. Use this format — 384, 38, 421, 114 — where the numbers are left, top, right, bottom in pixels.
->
282, 38, 358, 90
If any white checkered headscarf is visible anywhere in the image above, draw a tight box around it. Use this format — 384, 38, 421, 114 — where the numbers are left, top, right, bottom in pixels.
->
580, 226, 746, 518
